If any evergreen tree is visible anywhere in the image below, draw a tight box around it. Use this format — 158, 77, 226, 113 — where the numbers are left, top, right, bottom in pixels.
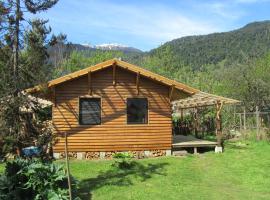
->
0, 0, 58, 156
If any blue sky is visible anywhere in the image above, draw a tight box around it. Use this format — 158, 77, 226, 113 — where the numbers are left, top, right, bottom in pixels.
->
33, 0, 270, 51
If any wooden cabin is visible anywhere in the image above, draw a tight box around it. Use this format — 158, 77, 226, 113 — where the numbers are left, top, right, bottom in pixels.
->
28, 59, 200, 159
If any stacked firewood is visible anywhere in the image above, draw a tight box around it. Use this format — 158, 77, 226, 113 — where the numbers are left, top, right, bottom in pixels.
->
69, 152, 77, 159
85, 152, 100, 160
105, 151, 115, 159
59, 152, 65, 159
151, 150, 165, 157
59, 152, 77, 159
133, 151, 145, 159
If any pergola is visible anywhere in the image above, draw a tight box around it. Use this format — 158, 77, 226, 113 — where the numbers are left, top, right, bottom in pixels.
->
172, 91, 240, 151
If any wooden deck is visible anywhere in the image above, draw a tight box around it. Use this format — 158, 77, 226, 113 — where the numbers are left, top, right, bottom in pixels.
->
172, 135, 217, 148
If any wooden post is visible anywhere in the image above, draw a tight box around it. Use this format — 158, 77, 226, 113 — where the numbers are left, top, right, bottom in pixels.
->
113, 64, 116, 86
88, 71, 92, 95
215, 101, 223, 147
136, 72, 140, 95
194, 107, 198, 138
180, 108, 184, 136
256, 106, 260, 140
239, 113, 242, 133
233, 105, 236, 128
180, 109, 183, 122
64, 133, 72, 200
169, 85, 175, 101
243, 107, 246, 130
194, 147, 198, 154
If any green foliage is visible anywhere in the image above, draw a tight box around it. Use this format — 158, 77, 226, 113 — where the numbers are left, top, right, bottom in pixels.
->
0, 158, 72, 200
53, 50, 124, 78
144, 21, 270, 70
112, 152, 134, 169
0, 0, 59, 156
22, 19, 54, 86
222, 53, 270, 110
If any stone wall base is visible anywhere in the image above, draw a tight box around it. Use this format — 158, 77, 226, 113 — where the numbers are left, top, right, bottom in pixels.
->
54, 149, 170, 160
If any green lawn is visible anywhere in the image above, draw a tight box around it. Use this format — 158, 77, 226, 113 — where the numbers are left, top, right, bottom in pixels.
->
1, 141, 270, 200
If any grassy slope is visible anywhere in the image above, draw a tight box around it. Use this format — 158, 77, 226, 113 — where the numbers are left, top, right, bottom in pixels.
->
0, 141, 270, 200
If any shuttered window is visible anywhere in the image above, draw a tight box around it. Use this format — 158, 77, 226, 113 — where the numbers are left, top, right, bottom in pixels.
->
127, 98, 148, 124
79, 98, 101, 125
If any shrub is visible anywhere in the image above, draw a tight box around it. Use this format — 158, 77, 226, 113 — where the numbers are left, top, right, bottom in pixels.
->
112, 152, 135, 169
0, 158, 77, 200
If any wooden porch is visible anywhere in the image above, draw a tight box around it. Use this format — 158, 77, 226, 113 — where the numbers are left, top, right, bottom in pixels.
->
173, 91, 240, 152
172, 135, 218, 154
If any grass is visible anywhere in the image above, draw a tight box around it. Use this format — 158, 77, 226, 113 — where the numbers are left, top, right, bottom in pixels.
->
1, 140, 270, 200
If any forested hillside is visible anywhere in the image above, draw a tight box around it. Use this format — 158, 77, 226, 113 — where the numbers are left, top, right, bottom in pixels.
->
50, 21, 270, 111
143, 21, 270, 70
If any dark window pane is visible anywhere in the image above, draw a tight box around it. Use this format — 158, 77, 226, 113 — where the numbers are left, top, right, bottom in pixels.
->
79, 98, 101, 125
127, 98, 148, 124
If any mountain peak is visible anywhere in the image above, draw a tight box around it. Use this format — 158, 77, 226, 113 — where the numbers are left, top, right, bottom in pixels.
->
92, 43, 142, 53
94, 43, 128, 49
78, 43, 142, 53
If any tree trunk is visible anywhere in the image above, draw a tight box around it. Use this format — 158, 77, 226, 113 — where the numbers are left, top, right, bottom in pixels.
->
14, 0, 20, 93
13, 0, 21, 154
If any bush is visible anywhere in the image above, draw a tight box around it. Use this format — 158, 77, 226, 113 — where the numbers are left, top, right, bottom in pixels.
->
112, 152, 135, 169
0, 158, 77, 200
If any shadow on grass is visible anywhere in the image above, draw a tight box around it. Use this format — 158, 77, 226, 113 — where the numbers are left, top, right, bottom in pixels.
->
77, 161, 168, 200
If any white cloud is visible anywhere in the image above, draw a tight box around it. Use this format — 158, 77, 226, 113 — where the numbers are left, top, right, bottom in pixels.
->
38, 0, 248, 50
65, 1, 220, 43
206, 2, 245, 20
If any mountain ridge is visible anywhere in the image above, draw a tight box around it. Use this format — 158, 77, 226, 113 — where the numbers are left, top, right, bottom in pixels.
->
49, 21, 270, 72
144, 20, 270, 69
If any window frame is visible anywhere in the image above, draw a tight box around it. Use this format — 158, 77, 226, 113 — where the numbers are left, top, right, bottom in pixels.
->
78, 97, 101, 125
126, 97, 148, 125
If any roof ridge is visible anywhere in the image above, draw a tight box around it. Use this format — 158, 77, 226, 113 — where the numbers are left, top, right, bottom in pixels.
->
26, 59, 199, 95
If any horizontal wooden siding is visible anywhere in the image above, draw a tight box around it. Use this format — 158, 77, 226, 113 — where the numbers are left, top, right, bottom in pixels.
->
53, 66, 172, 152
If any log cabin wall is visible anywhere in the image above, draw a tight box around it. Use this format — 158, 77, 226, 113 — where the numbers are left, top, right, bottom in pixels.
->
52, 65, 172, 155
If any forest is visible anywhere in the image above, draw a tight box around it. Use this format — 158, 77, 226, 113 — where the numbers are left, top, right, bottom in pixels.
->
50, 21, 270, 113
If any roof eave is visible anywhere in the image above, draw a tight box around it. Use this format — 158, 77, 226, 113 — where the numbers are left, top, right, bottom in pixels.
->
26, 58, 199, 95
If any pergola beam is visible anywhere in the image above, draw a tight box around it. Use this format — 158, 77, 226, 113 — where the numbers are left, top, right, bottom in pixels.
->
173, 91, 240, 110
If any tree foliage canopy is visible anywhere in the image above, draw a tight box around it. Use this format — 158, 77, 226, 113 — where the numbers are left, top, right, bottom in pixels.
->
0, 0, 58, 155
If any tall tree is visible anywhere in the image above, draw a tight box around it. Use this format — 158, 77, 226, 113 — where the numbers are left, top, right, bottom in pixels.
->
0, 0, 58, 155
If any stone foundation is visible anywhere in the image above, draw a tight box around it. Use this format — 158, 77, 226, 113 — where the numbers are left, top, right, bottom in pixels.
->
215, 146, 223, 153
53, 149, 170, 160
